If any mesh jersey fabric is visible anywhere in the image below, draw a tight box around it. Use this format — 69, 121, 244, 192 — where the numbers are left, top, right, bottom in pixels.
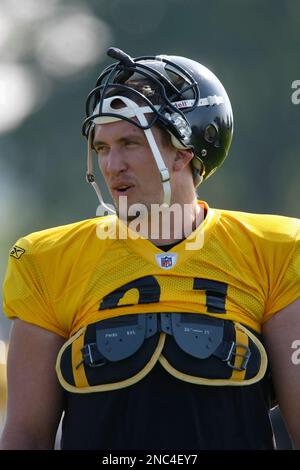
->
3, 201, 300, 337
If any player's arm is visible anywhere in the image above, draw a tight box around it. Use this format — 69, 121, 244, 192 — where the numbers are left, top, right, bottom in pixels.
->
0, 319, 65, 449
262, 297, 300, 449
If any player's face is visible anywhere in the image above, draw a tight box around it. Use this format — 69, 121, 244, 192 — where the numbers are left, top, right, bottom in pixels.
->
93, 119, 175, 210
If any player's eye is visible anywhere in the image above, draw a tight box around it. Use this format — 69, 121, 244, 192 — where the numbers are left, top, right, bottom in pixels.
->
96, 145, 109, 155
125, 141, 139, 148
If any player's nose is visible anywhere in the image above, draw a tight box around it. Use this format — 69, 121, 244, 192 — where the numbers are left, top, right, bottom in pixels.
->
105, 147, 128, 176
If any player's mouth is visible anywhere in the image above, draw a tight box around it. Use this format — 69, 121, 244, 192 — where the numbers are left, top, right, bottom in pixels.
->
111, 183, 135, 196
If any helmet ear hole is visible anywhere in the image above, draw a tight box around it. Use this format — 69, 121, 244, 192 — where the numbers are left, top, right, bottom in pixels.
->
204, 124, 218, 144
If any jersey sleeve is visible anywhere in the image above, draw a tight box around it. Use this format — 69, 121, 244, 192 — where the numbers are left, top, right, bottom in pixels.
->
263, 225, 300, 322
2, 237, 68, 338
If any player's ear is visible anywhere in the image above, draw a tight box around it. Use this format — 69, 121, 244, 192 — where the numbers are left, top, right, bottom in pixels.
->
173, 149, 194, 172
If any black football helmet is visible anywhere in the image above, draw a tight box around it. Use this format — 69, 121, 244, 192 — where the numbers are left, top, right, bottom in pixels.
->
83, 47, 233, 189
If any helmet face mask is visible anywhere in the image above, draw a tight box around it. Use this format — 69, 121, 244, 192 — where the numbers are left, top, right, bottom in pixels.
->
83, 48, 233, 210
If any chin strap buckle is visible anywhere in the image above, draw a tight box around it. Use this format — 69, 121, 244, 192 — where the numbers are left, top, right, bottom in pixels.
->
86, 173, 95, 183
160, 168, 170, 183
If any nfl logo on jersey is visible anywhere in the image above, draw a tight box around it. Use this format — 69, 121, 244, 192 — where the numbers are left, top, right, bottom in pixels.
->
155, 253, 177, 270
161, 256, 172, 268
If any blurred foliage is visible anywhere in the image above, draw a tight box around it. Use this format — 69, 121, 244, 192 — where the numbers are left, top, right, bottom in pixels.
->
1, 0, 300, 338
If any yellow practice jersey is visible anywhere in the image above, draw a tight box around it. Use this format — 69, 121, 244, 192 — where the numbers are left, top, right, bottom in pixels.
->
3, 202, 300, 338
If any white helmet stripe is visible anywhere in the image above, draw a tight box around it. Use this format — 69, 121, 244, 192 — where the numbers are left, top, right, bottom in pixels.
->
172, 95, 224, 109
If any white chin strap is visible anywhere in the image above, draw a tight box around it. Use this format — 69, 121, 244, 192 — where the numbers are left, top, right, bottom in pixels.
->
87, 127, 115, 214
86, 96, 171, 210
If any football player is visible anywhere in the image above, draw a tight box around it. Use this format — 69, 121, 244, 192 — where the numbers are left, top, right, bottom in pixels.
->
1, 48, 300, 450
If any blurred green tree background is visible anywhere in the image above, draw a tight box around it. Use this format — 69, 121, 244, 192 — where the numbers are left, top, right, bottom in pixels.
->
1, 0, 300, 338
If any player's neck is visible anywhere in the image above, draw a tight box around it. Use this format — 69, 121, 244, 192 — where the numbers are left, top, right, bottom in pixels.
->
116, 189, 204, 245
117, 197, 203, 246
149, 197, 203, 246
